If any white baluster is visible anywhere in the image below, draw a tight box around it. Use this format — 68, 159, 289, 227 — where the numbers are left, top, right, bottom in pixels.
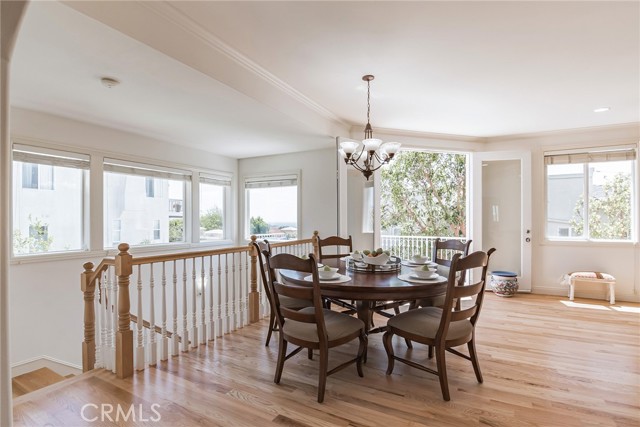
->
208, 255, 215, 341
242, 251, 248, 327
148, 264, 157, 366
190, 258, 198, 348
136, 265, 145, 371
100, 273, 108, 370
94, 275, 103, 369
199, 257, 206, 344
182, 259, 189, 352
110, 267, 117, 374
224, 253, 230, 334
161, 262, 169, 361
172, 260, 179, 356
230, 253, 237, 332
216, 254, 223, 338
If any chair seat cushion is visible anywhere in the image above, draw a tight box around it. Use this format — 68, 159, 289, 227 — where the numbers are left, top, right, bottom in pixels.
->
283, 308, 364, 343
415, 294, 446, 308
568, 271, 615, 281
387, 307, 472, 342
279, 295, 312, 309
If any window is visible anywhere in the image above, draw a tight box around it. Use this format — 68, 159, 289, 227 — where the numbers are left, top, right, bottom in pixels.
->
104, 158, 190, 247
245, 173, 299, 240
112, 220, 121, 244
152, 220, 161, 241
545, 147, 636, 241
12, 144, 89, 255
200, 174, 231, 242
21, 163, 54, 190
145, 177, 155, 197
380, 150, 467, 238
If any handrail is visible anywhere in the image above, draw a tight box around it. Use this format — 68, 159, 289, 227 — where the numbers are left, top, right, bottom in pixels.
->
81, 232, 321, 378
130, 313, 181, 342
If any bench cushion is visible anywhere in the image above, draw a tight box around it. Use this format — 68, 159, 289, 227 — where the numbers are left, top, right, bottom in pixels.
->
568, 271, 615, 281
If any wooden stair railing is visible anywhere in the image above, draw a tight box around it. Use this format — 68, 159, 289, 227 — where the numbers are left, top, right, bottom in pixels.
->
81, 233, 321, 379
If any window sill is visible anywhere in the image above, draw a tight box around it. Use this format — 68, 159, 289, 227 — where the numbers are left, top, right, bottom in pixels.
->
11, 249, 109, 265
542, 239, 639, 248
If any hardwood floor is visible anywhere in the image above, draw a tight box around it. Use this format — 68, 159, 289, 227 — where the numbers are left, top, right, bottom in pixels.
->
13, 294, 640, 426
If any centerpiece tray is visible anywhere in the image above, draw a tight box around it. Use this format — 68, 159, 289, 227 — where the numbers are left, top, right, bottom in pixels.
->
346, 256, 401, 273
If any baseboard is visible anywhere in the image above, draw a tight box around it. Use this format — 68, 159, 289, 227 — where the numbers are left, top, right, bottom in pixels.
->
11, 355, 82, 378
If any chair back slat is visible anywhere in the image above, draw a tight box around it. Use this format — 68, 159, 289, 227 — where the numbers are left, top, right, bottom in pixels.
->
317, 235, 353, 261
451, 281, 484, 299
450, 306, 478, 322
432, 238, 472, 267
273, 282, 313, 300
280, 306, 316, 323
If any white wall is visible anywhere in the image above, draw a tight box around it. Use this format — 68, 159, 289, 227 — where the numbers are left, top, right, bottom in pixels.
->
9, 108, 239, 369
486, 124, 640, 302
238, 147, 337, 241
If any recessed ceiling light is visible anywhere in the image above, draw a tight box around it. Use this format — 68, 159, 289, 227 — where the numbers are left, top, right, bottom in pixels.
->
101, 77, 120, 89
593, 107, 610, 113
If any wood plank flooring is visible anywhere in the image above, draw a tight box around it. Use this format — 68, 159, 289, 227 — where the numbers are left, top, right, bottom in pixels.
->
13, 294, 640, 426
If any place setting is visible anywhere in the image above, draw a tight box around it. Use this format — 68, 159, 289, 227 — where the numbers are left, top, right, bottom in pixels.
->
401, 254, 438, 268
304, 265, 352, 283
399, 265, 446, 284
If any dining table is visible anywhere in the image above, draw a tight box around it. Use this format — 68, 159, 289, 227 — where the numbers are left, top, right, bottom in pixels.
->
279, 257, 448, 334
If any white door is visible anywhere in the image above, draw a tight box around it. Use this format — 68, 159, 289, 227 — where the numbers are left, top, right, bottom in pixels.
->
472, 151, 532, 292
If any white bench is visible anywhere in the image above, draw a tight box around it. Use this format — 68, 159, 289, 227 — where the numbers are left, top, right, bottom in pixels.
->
565, 271, 616, 304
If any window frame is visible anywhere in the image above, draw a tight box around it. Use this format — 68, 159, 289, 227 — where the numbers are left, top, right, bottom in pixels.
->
103, 158, 192, 249
197, 173, 232, 244
544, 145, 637, 243
242, 170, 301, 241
11, 143, 90, 257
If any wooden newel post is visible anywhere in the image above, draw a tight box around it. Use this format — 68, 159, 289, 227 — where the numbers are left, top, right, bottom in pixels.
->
248, 235, 260, 323
115, 243, 133, 379
312, 230, 320, 260
81, 262, 96, 372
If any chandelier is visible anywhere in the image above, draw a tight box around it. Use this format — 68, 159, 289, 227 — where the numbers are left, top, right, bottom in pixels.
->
339, 75, 401, 180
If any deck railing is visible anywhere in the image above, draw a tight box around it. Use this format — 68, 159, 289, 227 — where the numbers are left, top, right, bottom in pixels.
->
81, 233, 319, 378
380, 235, 467, 261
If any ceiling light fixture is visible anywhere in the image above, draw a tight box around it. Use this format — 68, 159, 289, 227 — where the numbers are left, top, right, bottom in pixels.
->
101, 77, 120, 89
339, 75, 401, 180
593, 107, 610, 113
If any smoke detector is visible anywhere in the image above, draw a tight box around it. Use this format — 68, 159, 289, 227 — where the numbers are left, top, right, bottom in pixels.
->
100, 77, 120, 88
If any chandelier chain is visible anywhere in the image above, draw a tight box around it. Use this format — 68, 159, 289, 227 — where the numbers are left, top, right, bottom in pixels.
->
367, 78, 371, 126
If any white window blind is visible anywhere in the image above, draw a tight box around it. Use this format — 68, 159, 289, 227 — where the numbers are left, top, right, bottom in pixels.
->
245, 174, 297, 189
544, 147, 636, 165
200, 173, 232, 187
104, 158, 192, 181
13, 144, 90, 169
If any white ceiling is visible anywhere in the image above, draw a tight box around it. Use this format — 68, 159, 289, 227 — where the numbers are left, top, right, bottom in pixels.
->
10, 1, 640, 158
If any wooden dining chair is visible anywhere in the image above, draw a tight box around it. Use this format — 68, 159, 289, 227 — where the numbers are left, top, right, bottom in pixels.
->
253, 240, 311, 346
383, 248, 496, 401
263, 251, 367, 403
410, 239, 472, 309
317, 234, 353, 261
317, 234, 356, 311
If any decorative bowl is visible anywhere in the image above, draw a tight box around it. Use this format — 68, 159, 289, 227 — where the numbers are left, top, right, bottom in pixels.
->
412, 254, 430, 264
362, 253, 390, 266
350, 251, 363, 261
318, 266, 339, 280
412, 265, 437, 279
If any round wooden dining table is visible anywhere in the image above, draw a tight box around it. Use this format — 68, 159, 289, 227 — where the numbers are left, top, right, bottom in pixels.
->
279, 258, 448, 334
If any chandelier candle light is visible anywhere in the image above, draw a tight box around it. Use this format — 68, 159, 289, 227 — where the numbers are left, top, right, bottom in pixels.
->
339, 75, 401, 180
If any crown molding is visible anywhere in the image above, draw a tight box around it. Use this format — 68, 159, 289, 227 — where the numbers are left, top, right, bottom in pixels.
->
348, 124, 487, 144
140, 1, 346, 127
487, 122, 640, 143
